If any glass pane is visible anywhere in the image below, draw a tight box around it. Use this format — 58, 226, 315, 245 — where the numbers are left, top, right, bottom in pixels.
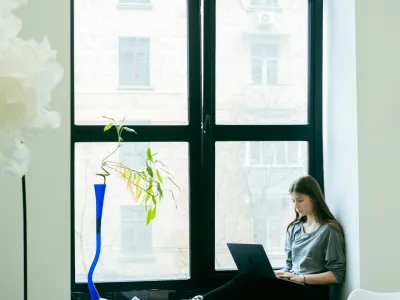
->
216, 0, 308, 124
261, 142, 274, 165
74, 1, 188, 125
74, 142, 189, 282
215, 141, 308, 270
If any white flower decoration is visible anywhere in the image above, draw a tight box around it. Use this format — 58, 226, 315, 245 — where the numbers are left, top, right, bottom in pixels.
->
0, 0, 63, 177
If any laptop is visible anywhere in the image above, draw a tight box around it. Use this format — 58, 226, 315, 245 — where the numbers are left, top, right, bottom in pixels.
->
227, 243, 304, 285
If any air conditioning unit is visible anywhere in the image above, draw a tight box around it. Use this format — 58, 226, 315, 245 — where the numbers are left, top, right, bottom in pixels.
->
257, 12, 273, 26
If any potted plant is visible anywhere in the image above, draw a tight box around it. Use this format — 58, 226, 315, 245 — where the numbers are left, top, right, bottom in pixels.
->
87, 116, 179, 300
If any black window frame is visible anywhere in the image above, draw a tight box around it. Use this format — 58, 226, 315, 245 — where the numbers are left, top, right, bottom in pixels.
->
70, 0, 323, 293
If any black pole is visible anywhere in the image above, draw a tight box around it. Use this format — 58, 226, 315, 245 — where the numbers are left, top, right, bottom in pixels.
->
22, 175, 27, 300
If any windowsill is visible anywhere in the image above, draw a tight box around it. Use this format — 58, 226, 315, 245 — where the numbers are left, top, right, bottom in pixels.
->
117, 85, 154, 91
247, 5, 283, 12
117, 2, 152, 10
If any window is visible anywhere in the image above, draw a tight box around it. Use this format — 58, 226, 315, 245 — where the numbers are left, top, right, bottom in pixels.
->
119, 37, 150, 86
245, 141, 306, 167
250, 0, 279, 8
120, 204, 153, 257
251, 43, 279, 85
72, 0, 323, 292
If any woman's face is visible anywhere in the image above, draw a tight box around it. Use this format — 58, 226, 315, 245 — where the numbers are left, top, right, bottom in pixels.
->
292, 192, 314, 217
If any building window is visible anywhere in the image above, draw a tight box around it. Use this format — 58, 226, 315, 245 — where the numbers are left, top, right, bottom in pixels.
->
120, 205, 153, 256
119, 37, 150, 86
250, 0, 279, 8
251, 43, 279, 85
245, 141, 305, 167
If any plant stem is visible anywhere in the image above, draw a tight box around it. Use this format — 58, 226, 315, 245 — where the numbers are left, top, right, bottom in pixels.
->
102, 144, 121, 164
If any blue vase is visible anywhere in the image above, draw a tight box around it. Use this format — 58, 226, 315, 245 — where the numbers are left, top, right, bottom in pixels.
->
88, 184, 106, 300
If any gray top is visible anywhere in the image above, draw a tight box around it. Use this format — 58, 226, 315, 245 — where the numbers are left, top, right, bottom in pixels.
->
282, 221, 346, 283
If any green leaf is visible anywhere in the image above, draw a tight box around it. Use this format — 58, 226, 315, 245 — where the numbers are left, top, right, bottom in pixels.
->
145, 192, 151, 202
146, 209, 151, 225
135, 173, 141, 186
135, 188, 143, 201
152, 195, 157, 206
151, 206, 157, 219
123, 127, 137, 134
147, 179, 153, 195
102, 116, 116, 122
156, 169, 163, 183
104, 123, 113, 132
147, 164, 154, 178
157, 182, 163, 199
146, 148, 154, 163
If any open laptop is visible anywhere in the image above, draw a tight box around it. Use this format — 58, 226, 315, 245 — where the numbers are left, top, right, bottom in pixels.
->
227, 243, 304, 285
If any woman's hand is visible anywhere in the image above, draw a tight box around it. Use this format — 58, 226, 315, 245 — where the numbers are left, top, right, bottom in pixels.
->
288, 275, 305, 283
274, 270, 291, 278
275, 271, 305, 284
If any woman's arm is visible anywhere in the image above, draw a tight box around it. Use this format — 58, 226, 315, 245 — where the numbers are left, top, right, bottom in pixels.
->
279, 271, 338, 285
301, 271, 338, 285
282, 225, 294, 272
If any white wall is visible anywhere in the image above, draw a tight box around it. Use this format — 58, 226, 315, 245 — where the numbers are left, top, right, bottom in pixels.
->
325, 0, 400, 297
355, 0, 400, 292
0, 175, 24, 300
3, 0, 71, 299
323, 0, 360, 298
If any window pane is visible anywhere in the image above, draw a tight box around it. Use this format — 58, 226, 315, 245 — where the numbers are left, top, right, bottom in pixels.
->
74, 1, 188, 125
133, 53, 150, 86
216, 0, 308, 124
274, 142, 286, 165
119, 38, 150, 86
261, 142, 274, 165
119, 54, 134, 85
266, 59, 278, 85
215, 141, 308, 270
74, 142, 189, 282
287, 142, 299, 165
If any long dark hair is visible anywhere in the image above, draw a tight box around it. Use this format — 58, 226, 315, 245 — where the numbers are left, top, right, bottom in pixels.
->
287, 175, 344, 236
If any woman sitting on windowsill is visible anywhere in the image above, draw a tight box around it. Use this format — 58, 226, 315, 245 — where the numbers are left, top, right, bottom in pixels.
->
191, 175, 346, 300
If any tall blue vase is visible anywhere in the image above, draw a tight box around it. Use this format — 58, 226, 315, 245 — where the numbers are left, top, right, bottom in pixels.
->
88, 184, 106, 300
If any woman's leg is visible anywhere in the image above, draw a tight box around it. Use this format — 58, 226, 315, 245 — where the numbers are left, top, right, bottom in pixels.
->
192, 274, 330, 300
197, 273, 260, 300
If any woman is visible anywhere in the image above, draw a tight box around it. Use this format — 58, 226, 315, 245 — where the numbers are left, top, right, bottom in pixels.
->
191, 175, 346, 300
